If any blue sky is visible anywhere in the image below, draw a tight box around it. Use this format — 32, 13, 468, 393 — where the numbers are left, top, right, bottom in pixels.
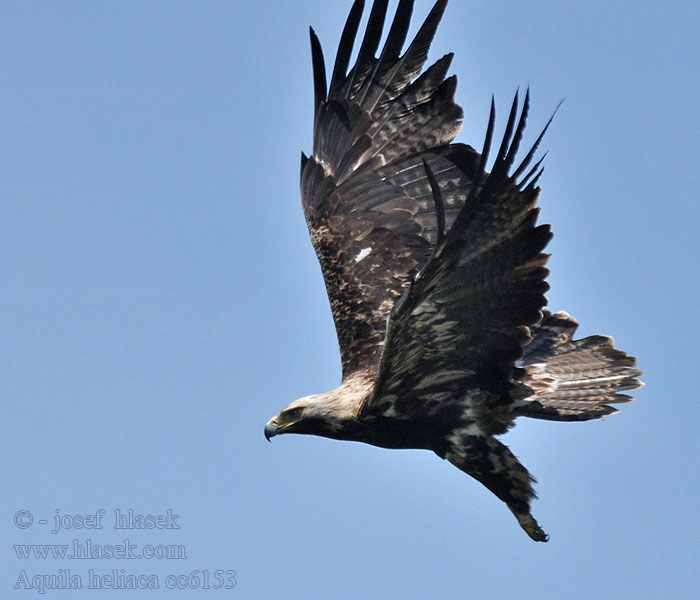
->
2, 1, 698, 598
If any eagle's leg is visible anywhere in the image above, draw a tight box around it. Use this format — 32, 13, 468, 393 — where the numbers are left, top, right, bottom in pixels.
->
444, 435, 549, 542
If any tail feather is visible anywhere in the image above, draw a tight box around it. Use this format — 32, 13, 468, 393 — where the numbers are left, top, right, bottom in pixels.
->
516, 310, 643, 421
444, 436, 548, 542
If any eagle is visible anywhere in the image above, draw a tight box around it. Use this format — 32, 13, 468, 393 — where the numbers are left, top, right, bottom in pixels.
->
265, 0, 642, 541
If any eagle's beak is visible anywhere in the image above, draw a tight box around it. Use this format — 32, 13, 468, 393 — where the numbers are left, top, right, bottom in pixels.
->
264, 419, 279, 442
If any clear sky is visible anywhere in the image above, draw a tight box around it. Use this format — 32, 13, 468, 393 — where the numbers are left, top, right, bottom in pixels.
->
2, 1, 698, 598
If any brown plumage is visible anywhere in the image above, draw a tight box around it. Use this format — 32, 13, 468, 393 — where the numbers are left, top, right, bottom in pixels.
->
265, 0, 642, 542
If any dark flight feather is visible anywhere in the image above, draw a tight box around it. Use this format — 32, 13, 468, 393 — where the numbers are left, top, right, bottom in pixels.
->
423, 158, 445, 245
345, 0, 389, 98
329, 0, 365, 95
309, 28, 327, 112
376, 0, 414, 67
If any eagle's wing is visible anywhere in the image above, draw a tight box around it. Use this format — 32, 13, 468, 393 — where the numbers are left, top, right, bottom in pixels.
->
365, 92, 554, 422
301, 0, 481, 377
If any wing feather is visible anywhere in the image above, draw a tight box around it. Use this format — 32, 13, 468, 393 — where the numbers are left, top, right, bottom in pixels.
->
345, 0, 389, 99
302, 0, 477, 377
329, 0, 365, 95
309, 28, 327, 113
366, 93, 553, 419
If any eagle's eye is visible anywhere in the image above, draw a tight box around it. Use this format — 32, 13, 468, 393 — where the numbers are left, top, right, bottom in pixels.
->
280, 407, 303, 423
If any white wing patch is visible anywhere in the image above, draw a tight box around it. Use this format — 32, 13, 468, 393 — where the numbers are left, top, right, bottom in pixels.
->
448, 423, 486, 447
354, 247, 372, 263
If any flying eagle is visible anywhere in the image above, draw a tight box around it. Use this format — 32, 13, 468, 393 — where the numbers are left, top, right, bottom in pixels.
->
265, 0, 642, 541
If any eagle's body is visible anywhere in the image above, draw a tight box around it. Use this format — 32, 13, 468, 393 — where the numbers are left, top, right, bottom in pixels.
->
265, 0, 642, 542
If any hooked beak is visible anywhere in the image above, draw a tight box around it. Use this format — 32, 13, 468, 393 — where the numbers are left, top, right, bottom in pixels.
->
264, 419, 280, 442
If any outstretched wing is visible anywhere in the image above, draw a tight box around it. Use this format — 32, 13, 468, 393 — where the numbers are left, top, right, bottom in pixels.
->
365, 91, 555, 423
301, 0, 481, 378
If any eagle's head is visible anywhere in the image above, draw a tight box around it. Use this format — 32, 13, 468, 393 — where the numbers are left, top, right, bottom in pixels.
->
265, 376, 373, 441
264, 394, 350, 441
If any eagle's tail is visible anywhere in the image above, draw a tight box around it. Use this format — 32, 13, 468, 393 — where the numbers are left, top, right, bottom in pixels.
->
444, 436, 548, 542
515, 310, 643, 421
